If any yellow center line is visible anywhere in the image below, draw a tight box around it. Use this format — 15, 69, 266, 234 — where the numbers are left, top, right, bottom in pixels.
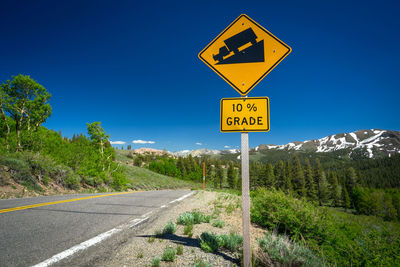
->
0, 191, 135, 214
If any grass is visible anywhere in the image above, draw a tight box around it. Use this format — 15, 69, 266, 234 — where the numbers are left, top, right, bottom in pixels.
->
193, 258, 212, 267
151, 257, 161, 267
211, 219, 225, 228
177, 212, 194, 225
148, 236, 155, 243
219, 232, 243, 252
115, 149, 133, 162
161, 247, 176, 262
176, 245, 183, 255
124, 165, 200, 190
183, 224, 193, 236
137, 250, 143, 258
257, 232, 322, 267
200, 232, 243, 253
177, 211, 212, 225
163, 221, 176, 235
199, 232, 220, 253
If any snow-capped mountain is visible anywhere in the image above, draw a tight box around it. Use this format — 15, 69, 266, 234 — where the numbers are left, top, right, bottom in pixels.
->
257, 129, 400, 158
173, 148, 238, 157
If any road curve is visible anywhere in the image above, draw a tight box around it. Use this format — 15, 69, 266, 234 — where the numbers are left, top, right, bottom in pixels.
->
0, 190, 192, 266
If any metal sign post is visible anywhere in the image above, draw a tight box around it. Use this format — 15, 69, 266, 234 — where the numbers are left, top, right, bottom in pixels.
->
241, 131, 251, 267
199, 13, 292, 267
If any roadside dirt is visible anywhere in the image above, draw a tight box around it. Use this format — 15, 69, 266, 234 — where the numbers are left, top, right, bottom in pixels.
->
102, 190, 265, 267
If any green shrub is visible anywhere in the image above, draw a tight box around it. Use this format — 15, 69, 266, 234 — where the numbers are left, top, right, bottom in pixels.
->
148, 236, 155, 243
137, 251, 143, 258
200, 232, 242, 253
192, 211, 204, 224
161, 247, 176, 262
219, 233, 243, 252
225, 203, 236, 214
0, 154, 43, 191
251, 188, 327, 241
163, 221, 176, 235
184, 224, 193, 236
111, 169, 128, 190
193, 258, 212, 267
211, 219, 225, 228
151, 257, 161, 267
257, 232, 322, 267
203, 214, 212, 223
199, 232, 221, 253
177, 211, 211, 225
0, 156, 32, 183
177, 212, 195, 225
64, 173, 81, 190
251, 188, 400, 266
176, 245, 183, 255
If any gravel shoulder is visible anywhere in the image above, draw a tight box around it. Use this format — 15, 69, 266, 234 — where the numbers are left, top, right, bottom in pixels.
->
103, 190, 265, 267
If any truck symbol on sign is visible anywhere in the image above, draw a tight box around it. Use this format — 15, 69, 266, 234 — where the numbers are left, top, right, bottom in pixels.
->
212, 28, 265, 65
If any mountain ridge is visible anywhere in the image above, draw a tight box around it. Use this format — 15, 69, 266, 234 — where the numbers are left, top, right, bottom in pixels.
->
170, 129, 400, 159
256, 129, 400, 158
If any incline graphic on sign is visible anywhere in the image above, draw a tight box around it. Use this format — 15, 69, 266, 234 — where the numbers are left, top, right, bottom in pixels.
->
213, 28, 265, 65
199, 14, 292, 96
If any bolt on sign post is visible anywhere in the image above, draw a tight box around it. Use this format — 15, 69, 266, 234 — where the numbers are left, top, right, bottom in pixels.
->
199, 14, 291, 267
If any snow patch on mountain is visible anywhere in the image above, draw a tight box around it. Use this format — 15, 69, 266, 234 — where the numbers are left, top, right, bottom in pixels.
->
258, 129, 400, 158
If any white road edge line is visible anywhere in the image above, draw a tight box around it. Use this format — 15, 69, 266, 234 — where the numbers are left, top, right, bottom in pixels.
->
31, 191, 195, 267
169, 191, 194, 204
31, 228, 122, 267
141, 211, 153, 218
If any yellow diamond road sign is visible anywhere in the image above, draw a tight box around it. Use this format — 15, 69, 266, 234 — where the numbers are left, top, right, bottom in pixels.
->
220, 97, 270, 132
199, 14, 291, 95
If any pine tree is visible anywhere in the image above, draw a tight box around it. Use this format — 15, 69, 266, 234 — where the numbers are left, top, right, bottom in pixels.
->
227, 162, 236, 189
250, 162, 263, 189
314, 158, 329, 206
292, 154, 306, 197
343, 185, 351, 211
204, 157, 213, 183
263, 163, 275, 188
304, 158, 317, 201
347, 167, 358, 191
176, 157, 186, 178
236, 168, 242, 190
274, 160, 285, 190
283, 160, 293, 193
215, 161, 224, 189
347, 166, 358, 207
330, 171, 341, 207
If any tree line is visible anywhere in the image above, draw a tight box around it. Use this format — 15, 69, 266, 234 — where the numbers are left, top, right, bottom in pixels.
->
140, 151, 400, 222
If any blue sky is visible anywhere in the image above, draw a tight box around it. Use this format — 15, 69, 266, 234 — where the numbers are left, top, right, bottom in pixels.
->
0, 0, 399, 151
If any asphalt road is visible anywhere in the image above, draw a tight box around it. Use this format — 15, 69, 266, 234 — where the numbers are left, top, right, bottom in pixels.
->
0, 190, 192, 267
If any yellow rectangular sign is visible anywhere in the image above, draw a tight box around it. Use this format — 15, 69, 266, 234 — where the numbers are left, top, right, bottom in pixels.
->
220, 97, 270, 132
